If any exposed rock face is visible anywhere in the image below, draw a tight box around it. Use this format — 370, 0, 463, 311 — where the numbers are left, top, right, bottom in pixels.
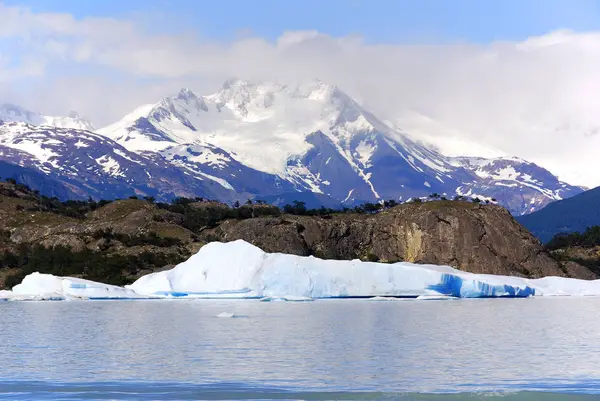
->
203, 201, 593, 279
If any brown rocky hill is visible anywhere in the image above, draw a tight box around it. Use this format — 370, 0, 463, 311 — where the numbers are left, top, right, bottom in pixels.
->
203, 202, 595, 279
0, 180, 595, 288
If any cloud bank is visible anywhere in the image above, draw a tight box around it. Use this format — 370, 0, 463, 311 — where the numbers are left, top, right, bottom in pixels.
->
1, 2, 600, 186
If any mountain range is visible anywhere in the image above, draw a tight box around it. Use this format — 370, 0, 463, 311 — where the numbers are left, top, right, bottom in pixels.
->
0, 79, 585, 215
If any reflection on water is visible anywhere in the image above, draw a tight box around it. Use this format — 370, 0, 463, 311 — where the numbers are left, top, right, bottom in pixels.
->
1, 298, 600, 400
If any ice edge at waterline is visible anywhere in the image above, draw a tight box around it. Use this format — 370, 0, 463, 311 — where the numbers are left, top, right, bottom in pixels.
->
3, 240, 600, 301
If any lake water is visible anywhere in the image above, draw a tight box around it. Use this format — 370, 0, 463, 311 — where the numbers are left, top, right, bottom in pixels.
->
1, 298, 600, 400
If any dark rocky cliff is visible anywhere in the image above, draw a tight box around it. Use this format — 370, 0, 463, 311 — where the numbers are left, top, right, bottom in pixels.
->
203, 201, 595, 279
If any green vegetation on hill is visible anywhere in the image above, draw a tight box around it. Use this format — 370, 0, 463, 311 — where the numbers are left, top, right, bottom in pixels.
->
546, 226, 600, 250
546, 226, 600, 277
1, 245, 184, 289
0, 180, 201, 288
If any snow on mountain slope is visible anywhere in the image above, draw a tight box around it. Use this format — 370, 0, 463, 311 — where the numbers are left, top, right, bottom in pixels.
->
160, 143, 297, 197
98, 80, 466, 201
99, 82, 340, 174
0, 121, 237, 201
96, 79, 584, 215
450, 157, 583, 214
0, 80, 582, 214
0, 104, 95, 131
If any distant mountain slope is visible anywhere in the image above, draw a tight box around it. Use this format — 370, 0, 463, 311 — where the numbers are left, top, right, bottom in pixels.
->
517, 187, 600, 243
0, 160, 79, 200
450, 157, 582, 215
0, 121, 239, 202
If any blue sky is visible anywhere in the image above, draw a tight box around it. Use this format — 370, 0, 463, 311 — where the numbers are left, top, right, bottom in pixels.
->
5, 0, 600, 43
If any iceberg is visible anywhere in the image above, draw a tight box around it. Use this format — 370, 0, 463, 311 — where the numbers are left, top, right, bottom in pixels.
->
3, 240, 600, 301
216, 312, 236, 318
9, 273, 150, 300
126, 240, 540, 299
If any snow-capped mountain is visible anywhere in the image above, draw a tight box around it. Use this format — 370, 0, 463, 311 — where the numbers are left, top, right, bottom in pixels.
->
0, 104, 95, 131
0, 80, 585, 214
0, 121, 245, 201
97, 79, 583, 214
449, 157, 582, 214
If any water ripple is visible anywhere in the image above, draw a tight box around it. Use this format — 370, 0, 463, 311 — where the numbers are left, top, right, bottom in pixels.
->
0, 298, 599, 399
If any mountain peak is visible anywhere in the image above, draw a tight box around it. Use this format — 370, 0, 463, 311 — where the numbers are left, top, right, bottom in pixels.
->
91, 78, 585, 216
215, 78, 339, 98
0, 103, 95, 131
221, 78, 249, 90
0, 103, 39, 122
159, 88, 207, 116
176, 88, 199, 100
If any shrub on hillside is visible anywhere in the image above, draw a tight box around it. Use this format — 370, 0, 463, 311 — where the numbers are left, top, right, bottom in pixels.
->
546, 226, 600, 250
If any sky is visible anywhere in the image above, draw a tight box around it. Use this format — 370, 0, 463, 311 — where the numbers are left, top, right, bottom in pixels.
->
2, 0, 600, 186
4, 0, 600, 43
5, 0, 600, 43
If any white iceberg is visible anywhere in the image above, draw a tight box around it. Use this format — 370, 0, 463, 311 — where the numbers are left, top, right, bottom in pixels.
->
216, 312, 236, 318
3, 240, 600, 301
0, 289, 66, 301
9, 273, 150, 300
125, 240, 600, 299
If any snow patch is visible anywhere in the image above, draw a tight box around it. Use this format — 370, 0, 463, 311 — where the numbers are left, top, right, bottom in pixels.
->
354, 139, 376, 168
95, 155, 125, 178
197, 172, 235, 191
343, 189, 354, 203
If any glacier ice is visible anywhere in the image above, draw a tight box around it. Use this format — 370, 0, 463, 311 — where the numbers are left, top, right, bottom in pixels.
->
126, 240, 541, 299
3, 240, 600, 301
5, 273, 150, 301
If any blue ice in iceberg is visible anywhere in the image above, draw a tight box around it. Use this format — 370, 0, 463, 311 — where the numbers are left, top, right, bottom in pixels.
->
427, 273, 536, 298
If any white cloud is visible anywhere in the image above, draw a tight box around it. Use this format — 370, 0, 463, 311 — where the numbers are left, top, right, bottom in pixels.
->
2, 2, 600, 186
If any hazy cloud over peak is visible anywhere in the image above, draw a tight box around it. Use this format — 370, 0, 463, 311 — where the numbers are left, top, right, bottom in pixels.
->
2, 2, 600, 186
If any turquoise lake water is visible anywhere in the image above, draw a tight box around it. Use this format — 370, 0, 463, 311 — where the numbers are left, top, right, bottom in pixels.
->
1, 298, 599, 400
